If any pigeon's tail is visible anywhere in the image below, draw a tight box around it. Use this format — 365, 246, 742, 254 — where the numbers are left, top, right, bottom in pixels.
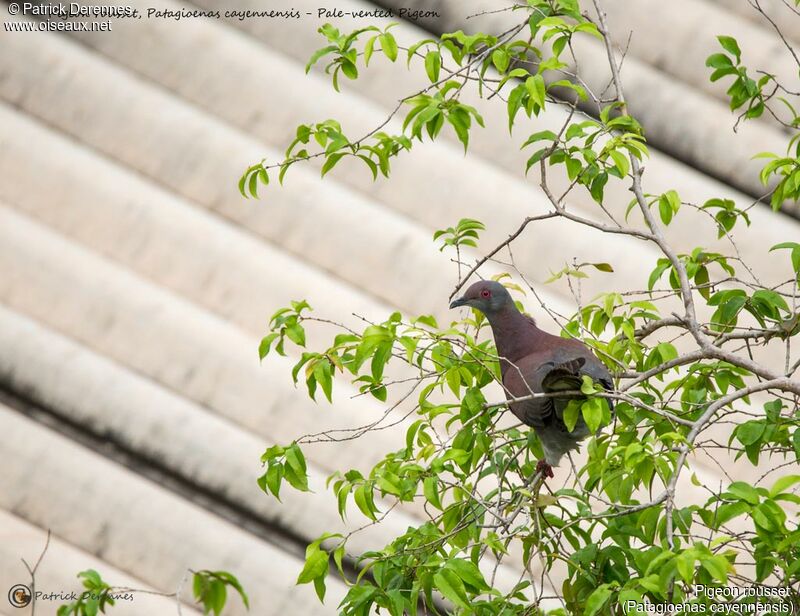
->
541, 357, 586, 393
543, 356, 615, 423
538, 356, 616, 465
538, 424, 586, 466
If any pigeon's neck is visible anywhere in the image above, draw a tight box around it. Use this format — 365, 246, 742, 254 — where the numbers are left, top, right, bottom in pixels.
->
486, 306, 546, 364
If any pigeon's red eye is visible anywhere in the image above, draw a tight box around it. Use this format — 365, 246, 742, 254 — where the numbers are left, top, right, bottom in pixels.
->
481, 290, 491, 298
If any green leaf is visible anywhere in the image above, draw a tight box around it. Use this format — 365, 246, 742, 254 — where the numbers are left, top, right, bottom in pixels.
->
585, 583, 614, 616
423, 476, 443, 510
728, 481, 760, 505
379, 32, 398, 61
80, 569, 103, 588
736, 421, 765, 446
701, 556, 730, 582
769, 474, 800, 497
793, 428, 800, 460
750, 289, 789, 318
297, 549, 329, 584
447, 110, 470, 151
285, 322, 306, 346
770, 241, 800, 273
258, 333, 279, 360
521, 130, 558, 149
340, 59, 358, 80
248, 168, 260, 199
608, 150, 629, 177
306, 45, 338, 73
675, 553, 695, 583
259, 463, 284, 499
563, 399, 581, 432
710, 290, 747, 332
313, 576, 326, 602
706, 53, 734, 69
284, 444, 310, 492
715, 501, 750, 527
260, 444, 285, 463
590, 172, 609, 203
407, 37, 437, 65
580, 375, 597, 395
582, 398, 604, 432
717, 35, 741, 60
376, 473, 402, 496
637, 574, 663, 595
321, 152, 346, 177
314, 360, 334, 403
525, 75, 546, 109
354, 484, 377, 520
507, 84, 526, 133
192, 571, 249, 616
332, 544, 346, 579
657, 342, 678, 362
752, 501, 784, 531
446, 559, 489, 591
84, 597, 100, 616
492, 48, 510, 73
695, 265, 710, 299
665, 189, 680, 211
433, 569, 469, 608
424, 50, 441, 82
658, 190, 680, 225
364, 35, 377, 66
211, 572, 250, 610
285, 443, 306, 474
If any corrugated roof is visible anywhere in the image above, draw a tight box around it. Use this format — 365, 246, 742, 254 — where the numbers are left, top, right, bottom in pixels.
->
1, 1, 797, 613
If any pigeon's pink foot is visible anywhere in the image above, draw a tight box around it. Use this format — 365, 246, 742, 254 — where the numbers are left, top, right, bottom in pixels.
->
536, 459, 554, 479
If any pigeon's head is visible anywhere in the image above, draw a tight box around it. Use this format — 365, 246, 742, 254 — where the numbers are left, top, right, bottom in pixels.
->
449, 280, 515, 315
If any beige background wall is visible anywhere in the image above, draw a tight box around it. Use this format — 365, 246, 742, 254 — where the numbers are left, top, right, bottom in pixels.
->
0, 1, 797, 614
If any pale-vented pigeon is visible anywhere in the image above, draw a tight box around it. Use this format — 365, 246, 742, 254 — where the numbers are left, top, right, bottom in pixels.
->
450, 280, 613, 477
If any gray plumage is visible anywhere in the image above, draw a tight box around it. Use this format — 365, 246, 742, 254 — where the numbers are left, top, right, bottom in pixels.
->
450, 280, 613, 473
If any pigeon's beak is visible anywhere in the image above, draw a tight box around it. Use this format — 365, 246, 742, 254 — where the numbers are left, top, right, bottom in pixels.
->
449, 296, 470, 309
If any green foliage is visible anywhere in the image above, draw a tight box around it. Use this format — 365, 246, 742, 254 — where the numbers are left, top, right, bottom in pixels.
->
192, 570, 249, 616
258, 442, 311, 497
259, 299, 311, 359
706, 35, 800, 211
771, 242, 800, 282
56, 568, 249, 616
524, 107, 646, 203
647, 247, 735, 301
295, 532, 346, 602
257, 273, 797, 613
243, 2, 800, 615
433, 218, 485, 251
306, 23, 400, 89
757, 152, 800, 211
706, 36, 752, 110
240, 0, 616, 201
238, 162, 269, 199
700, 198, 751, 238
626, 190, 681, 226
545, 260, 614, 283
57, 570, 116, 616
403, 88, 485, 151
731, 400, 800, 465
